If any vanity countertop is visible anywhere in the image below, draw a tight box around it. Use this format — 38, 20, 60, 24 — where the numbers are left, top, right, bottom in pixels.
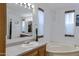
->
6, 39, 47, 56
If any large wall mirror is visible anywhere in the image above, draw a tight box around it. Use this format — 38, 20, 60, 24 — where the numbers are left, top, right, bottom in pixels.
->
7, 3, 34, 39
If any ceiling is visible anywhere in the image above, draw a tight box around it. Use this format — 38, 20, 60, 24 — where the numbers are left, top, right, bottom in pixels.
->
37, 3, 79, 10
7, 3, 79, 12
7, 3, 79, 16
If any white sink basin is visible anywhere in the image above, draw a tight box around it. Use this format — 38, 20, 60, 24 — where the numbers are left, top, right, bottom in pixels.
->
21, 41, 39, 48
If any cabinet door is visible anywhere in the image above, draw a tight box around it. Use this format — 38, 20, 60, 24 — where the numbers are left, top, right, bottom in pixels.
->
21, 49, 38, 56
38, 45, 46, 56
19, 45, 46, 56
28, 50, 38, 56
0, 3, 6, 56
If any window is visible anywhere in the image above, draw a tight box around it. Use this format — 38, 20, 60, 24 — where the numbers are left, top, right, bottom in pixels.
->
21, 18, 33, 33
38, 8, 44, 36
65, 10, 75, 37
21, 19, 26, 33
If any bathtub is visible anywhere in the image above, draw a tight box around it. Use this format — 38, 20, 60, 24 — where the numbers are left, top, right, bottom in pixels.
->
46, 41, 79, 56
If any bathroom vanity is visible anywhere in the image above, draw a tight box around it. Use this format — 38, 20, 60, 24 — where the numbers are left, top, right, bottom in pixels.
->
6, 39, 47, 56
19, 44, 46, 56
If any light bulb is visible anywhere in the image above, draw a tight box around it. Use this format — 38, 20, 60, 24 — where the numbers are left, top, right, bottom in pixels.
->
20, 3, 23, 6
31, 5, 34, 9
28, 3, 31, 7
15, 3, 34, 9
24, 4, 27, 8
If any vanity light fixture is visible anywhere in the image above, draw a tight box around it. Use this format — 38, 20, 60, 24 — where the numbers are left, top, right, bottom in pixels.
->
16, 3, 34, 9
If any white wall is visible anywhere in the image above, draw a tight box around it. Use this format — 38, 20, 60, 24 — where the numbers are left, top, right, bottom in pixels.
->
34, 4, 56, 42
7, 3, 79, 46
51, 7, 79, 45
7, 3, 57, 44
36, 4, 79, 45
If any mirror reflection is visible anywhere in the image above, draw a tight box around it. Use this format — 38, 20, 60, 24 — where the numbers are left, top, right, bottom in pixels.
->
20, 14, 33, 37
7, 3, 33, 39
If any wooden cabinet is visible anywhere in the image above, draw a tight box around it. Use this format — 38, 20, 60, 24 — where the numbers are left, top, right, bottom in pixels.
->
0, 3, 6, 56
38, 45, 46, 56
19, 44, 46, 56
23, 49, 38, 56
